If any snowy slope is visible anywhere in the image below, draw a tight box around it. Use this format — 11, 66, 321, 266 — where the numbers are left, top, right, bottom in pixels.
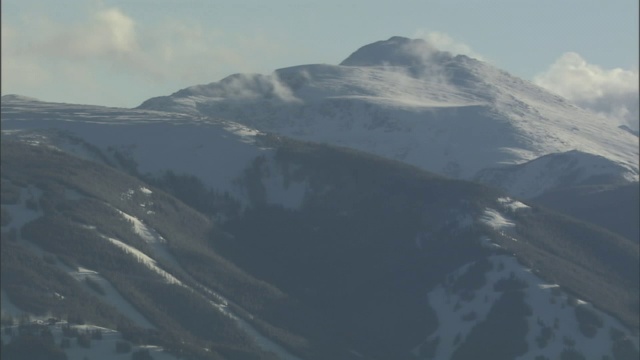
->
417, 254, 639, 360
1, 98, 270, 202
475, 150, 636, 198
138, 36, 638, 192
413, 199, 639, 359
0, 184, 156, 329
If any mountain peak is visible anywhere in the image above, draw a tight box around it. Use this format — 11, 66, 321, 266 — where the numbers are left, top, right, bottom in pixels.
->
340, 36, 453, 67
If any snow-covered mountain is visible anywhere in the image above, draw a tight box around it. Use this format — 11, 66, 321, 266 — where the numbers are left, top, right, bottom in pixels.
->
1, 36, 639, 360
138, 36, 639, 194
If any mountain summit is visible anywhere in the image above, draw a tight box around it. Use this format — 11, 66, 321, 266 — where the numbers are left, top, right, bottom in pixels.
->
339, 36, 453, 67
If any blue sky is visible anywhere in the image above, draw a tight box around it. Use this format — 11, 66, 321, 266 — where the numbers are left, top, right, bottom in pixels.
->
2, 0, 638, 127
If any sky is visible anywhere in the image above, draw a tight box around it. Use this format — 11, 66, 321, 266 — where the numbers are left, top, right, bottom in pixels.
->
2, 0, 639, 129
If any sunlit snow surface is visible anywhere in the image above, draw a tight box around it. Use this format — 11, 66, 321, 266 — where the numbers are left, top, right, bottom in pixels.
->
116, 207, 184, 271
479, 197, 531, 239
136, 51, 639, 187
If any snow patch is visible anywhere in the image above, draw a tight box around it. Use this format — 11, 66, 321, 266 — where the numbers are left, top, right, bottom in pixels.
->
538, 284, 560, 289
497, 197, 530, 211
479, 208, 515, 231
102, 235, 183, 285
116, 209, 183, 271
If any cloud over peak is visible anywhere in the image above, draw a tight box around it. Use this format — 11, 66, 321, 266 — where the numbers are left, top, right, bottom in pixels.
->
1, 5, 286, 106
534, 52, 639, 130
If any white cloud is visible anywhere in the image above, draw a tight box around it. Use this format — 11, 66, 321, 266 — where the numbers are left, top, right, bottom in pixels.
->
534, 52, 639, 130
188, 72, 300, 103
413, 30, 485, 61
1, 5, 286, 106
19, 7, 141, 66
68, 8, 138, 57
1, 23, 50, 88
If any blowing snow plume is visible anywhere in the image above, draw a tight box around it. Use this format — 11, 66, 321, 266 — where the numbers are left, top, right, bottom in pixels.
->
339, 36, 466, 87
340, 36, 452, 67
139, 71, 301, 114
173, 72, 300, 103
